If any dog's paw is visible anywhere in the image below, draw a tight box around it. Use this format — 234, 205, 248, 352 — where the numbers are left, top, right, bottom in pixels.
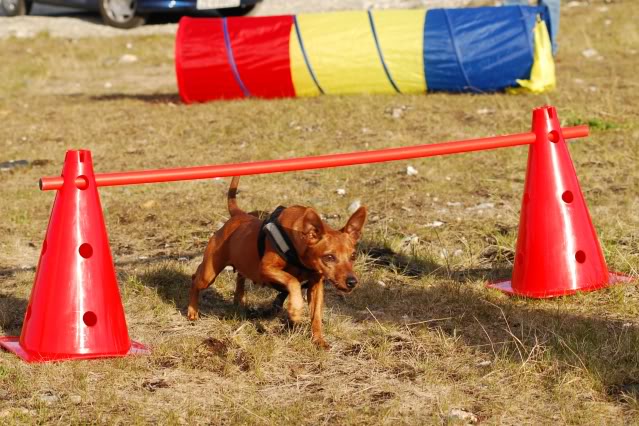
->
312, 337, 331, 350
187, 307, 200, 321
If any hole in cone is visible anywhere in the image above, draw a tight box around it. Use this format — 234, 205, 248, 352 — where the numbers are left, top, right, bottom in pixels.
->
83, 311, 97, 327
548, 130, 560, 143
548, 108, 555, 119
79, 152, 85, 163
76, 175, 89, 190
42, 240, 47, 255
25, 305, 31, 321
562, 191, 574, 203
575, 250, 586, 263
79, 243, 93, 259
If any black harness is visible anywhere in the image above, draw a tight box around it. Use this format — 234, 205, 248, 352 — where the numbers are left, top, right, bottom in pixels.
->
258, 206, 314, 273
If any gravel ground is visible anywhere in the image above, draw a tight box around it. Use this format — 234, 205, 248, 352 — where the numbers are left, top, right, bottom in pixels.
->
0, 0, 474, 39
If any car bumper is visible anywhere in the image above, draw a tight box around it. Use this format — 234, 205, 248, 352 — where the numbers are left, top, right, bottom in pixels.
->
137, 0, 258, 14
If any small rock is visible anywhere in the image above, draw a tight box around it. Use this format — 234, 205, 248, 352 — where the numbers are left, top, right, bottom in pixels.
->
178, 257, 189, 262
400, 234, 419, 247
68, 395, 82, 404
453, 249, 463, 257
377, 280, 386, 288
0, 160, 29, 172
141, 200, 157, 209
581, 48, 599, 59
604, 19, 612, 26
104, 82, 113, 89
574, 78, 585, 85
446, 202, 462, 207
448, 408, 478, 424
119, 54, 138, 64
388, 106, 407, 119
126, 42, 133, 49
476, 360, 492, 367
476, 108, 495, 115
336, 188, 346, 196
467, 202, 494, 211
566, 1, 582, 7
424, 221, 445, 228
406, 165, 418, 176
348, 200, 361, 214
38, 391, 59, 406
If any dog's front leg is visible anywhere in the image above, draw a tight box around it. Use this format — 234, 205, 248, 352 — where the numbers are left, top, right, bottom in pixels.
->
261, 257, 304, 323
307, 277, 329, 349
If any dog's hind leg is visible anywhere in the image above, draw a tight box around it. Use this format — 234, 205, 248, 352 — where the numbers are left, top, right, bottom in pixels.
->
233, 274, 247, 306
188, 235, 226, 320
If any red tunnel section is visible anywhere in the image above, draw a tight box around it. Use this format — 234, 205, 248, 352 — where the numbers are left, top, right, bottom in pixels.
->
175, 16, 295, 103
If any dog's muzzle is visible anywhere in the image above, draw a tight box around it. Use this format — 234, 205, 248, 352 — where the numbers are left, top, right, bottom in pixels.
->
346, 275, 358, 289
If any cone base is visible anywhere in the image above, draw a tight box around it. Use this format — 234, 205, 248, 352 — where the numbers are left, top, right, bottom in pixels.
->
0, 338, 149, 363
487, 272, 633, 298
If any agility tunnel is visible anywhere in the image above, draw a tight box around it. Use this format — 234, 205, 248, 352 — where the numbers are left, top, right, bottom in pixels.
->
175, 6, 556, 103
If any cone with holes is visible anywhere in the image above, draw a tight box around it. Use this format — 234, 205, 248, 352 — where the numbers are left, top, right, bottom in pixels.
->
0, 150, 148, 362
488, 106, 629, 297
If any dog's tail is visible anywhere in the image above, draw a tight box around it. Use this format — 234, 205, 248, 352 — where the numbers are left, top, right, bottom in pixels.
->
227, 176, 242, 217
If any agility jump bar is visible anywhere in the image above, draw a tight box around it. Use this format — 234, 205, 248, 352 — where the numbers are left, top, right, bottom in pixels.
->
39, 125, 588, 191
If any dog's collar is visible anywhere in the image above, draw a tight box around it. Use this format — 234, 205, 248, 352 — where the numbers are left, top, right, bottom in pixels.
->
258, 206, 315, 273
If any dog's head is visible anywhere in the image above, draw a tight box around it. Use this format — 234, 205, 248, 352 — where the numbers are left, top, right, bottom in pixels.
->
299, 206, 367, 293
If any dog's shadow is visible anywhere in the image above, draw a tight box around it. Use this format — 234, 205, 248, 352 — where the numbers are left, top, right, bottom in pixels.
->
136, 265, 284, 322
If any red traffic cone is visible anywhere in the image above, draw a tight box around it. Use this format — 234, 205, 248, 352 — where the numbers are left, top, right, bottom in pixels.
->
489, 106, 630, 297
0, 150, 148, 362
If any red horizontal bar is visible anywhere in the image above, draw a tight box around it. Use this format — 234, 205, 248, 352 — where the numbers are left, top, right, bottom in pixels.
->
40, 125, 589, 191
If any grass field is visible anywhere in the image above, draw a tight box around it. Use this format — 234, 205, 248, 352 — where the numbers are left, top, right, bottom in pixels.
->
1, 2, 638, 424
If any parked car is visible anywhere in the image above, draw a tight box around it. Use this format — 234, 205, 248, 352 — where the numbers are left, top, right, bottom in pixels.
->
0, 0, 261, 29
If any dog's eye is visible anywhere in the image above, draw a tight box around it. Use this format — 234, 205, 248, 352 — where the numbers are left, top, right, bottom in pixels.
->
322, 254, 336, 263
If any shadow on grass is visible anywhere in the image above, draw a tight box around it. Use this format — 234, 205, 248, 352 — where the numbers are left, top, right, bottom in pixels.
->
136, 265, 284, 322
333, 278, 639, 398
0, 293, 28, 336
361, 241, 512, 283
89, 93, 182, 104
112, 240, 637, 396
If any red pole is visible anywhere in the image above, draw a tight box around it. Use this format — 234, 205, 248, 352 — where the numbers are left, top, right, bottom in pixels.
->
39, 125, 589, 191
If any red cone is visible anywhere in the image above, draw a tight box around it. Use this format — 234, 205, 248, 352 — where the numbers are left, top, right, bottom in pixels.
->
0, 150, 148, 362
489, 106, 630, 297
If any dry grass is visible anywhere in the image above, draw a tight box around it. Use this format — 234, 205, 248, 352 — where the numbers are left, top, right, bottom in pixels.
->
1, 2, 638, 424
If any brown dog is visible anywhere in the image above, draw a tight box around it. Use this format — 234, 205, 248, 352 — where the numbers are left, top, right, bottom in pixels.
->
189, 176, 367, 348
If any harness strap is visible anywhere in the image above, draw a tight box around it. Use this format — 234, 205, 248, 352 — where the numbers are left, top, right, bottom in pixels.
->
258, 206, 314, 273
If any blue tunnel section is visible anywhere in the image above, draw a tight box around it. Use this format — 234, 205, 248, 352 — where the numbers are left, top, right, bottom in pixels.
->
424, 6, 550, 92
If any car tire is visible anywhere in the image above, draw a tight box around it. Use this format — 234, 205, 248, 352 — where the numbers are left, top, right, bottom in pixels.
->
98, 0, 146, 29
1, 0, 33, 16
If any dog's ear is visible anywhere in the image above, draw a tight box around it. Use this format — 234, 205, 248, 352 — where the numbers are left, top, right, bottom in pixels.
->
342, 206, 367, 242
303, 209, 324, 246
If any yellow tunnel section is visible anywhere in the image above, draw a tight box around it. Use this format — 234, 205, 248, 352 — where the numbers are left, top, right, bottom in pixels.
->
290, 10, 427, 97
